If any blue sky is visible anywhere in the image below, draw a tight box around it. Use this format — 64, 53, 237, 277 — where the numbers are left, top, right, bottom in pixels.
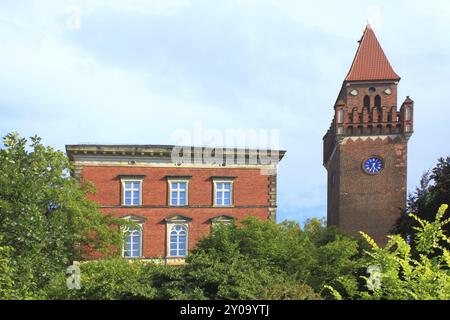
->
1, 0, 449, 223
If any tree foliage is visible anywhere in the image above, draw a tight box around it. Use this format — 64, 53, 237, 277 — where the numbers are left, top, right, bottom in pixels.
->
181, 217, 362, 299
0, 133, 126, 298
1, 132, 448, 300
45, 258, 199, 300
395, 157, 450, 250
328, 204, 450, 300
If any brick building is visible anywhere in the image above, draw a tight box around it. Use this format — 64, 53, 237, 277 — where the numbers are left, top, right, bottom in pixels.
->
66, 145, 285, 264
323, 25, 414, 245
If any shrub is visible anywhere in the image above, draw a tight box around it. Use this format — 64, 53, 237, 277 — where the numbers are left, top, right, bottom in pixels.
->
327, 204, 450, 300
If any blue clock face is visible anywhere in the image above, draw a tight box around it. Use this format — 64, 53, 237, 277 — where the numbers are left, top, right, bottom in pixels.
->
363, 157, 383, 174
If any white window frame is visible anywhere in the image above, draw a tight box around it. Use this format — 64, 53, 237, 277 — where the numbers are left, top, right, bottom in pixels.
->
122, 222, 144, 259
166, 223, 189, 258
213, 180, 234, 207
168, 179, 189, 207
121, 179, 143, 207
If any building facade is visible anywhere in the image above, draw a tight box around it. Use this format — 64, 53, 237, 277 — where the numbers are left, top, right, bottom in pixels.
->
323, 25, 414, 245
66, 145, 285, 264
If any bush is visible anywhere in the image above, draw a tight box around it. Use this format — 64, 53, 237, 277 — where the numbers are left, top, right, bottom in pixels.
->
327, 204, 450, 300
182, 217, 362, 300
45, 258, 206, 300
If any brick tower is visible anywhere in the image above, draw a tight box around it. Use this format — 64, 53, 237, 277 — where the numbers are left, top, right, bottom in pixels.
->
323, 25, 414, 245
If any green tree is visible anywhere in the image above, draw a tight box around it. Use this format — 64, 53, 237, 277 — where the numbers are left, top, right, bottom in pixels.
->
395, 157, 450, 249
0, 132, 127, 299
183, 225, 321, 300
327, 204, 450, 300
303, 218, 367, 298
183, 217, 362, 299
0, 236, 19, 299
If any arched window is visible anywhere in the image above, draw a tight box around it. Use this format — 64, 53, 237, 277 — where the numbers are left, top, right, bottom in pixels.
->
169, 225, 188, 257
375, 95, 381, 108
364, 95, 370, 108
123, 227, 142, 258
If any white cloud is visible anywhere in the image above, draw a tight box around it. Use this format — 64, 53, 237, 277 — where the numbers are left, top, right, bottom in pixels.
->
0, 0, 449, 221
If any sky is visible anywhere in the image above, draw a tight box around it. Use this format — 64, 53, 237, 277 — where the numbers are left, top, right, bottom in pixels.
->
1, 0, 449, 223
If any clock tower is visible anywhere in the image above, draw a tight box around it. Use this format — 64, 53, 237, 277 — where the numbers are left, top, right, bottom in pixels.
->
323, 25, 414, 245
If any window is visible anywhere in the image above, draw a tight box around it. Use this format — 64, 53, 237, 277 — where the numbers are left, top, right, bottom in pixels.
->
405, 107, 412, 121
214, 181, 233, 206
169, 180, 188, 206
123, 227, 142, 258
375, 95, 381, 108
122, 180, 142, 206
169, 225, 188, 257
165, 215, 191, 258
364, 95, 371, 108
337, 109, 344, 124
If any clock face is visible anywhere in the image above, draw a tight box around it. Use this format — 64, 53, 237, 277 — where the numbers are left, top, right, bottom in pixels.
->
363, 157, 383, 174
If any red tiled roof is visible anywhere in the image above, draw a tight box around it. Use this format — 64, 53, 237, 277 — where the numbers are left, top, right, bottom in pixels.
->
345, 25, 400, 82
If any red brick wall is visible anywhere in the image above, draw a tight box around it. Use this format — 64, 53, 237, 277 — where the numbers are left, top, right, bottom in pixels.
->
344, 82, 398, 112
334, 137, 407, 245
80, 166, 271, 258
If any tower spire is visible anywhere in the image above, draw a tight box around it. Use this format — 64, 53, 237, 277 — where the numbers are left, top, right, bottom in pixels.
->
345, 25, 400, 82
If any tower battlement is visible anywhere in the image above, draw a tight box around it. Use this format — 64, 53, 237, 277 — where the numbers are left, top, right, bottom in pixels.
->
332, 96, 414, 136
